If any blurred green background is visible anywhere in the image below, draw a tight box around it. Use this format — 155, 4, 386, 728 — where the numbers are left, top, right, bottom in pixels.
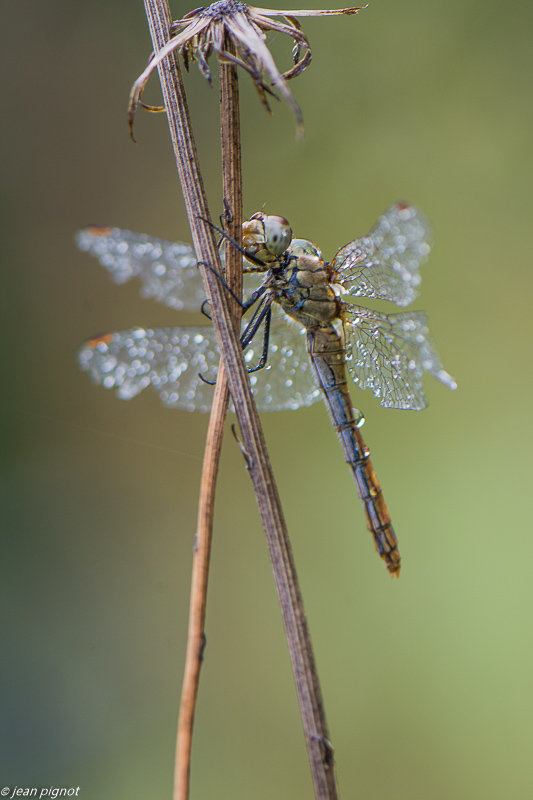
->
2, 0, 532, 797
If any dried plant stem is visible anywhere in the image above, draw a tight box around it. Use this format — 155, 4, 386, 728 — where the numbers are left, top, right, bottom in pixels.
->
142, 2, 338, 797
174, 40, 243, 800
175, 376, 229, 800
219, 38, 243, 311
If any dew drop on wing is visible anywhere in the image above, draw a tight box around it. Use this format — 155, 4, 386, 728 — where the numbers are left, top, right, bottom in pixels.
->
117, 378, 145, 400
437, 369, 458, 391
100, 357, 117, 374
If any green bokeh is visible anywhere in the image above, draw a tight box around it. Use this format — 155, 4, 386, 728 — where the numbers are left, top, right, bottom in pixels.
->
2, 0, 532, 797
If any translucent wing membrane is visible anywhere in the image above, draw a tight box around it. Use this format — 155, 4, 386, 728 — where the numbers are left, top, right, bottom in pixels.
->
344, 304, 457, 410
76, 226, 204, 310
331, 204, 432, 307
78, 328, 219, 413
76, 225, 263, 309
78, 309, 321, 413
245, 309, 321, 411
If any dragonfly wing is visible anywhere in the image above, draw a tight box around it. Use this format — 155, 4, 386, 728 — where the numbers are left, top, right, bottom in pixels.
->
76, 226, 206, 311
245, 307, 322, 411
78, 328, 220, 412
77, 225, 264, 310
331, 204, 432, 307
78, 312, 321, 413
344, 304, 457, 410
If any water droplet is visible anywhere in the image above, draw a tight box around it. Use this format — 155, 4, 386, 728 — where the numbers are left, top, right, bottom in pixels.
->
354, 410, 365, 428
131, 328, 147, 339
100, 357, 117, 373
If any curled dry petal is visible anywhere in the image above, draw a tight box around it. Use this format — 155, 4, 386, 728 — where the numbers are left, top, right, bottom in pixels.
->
252, 5, 366, 16
129, 0, 365, 139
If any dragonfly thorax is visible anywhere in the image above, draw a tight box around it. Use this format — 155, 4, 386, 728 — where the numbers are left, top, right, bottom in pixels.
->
272, 237, 340, 328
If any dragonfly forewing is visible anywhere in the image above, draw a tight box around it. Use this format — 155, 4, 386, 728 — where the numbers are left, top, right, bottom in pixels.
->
77, 225, 265, 310
332, 203, 432, 307
77, 226, 205, 310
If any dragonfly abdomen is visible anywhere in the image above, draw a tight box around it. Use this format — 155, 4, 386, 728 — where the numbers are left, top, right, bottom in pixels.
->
306, 326, 401, 576
350, 443, 401, 576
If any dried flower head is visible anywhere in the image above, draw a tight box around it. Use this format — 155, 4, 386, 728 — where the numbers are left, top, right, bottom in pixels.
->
129, 0, 365, 138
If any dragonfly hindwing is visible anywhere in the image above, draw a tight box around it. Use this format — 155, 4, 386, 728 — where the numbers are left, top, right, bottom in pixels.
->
344, 306, 457, 410
78, 311, 321, 413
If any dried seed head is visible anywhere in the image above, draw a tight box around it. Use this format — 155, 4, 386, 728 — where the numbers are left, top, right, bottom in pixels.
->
129, 1, 365, 139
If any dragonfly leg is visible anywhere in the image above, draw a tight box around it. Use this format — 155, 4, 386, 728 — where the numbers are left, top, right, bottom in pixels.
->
240, 295, 271, 345
196, 215, 267, 268
198, 296, 273, 385
243, 304, 272, 374
197, 261, 246, 309
200, 299, 212, 320
197, 371, 216, 386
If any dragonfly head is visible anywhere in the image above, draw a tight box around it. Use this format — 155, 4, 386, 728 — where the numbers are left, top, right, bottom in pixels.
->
243, 213, 293, 266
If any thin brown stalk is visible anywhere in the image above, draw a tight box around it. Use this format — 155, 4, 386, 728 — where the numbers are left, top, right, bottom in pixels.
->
174, 39, 243, 800
141, 1, 338, 797
219, 38, 244, 319
175, 375, 230, 800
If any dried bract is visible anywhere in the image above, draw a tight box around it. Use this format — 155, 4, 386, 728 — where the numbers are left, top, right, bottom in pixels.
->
129, 0, 365, 138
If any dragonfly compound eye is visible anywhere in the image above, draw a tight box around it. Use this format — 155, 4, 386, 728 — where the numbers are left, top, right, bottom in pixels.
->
263, 215, 292, 257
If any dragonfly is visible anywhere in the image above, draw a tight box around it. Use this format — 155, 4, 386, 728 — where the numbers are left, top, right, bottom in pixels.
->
77, 203, 456, 575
